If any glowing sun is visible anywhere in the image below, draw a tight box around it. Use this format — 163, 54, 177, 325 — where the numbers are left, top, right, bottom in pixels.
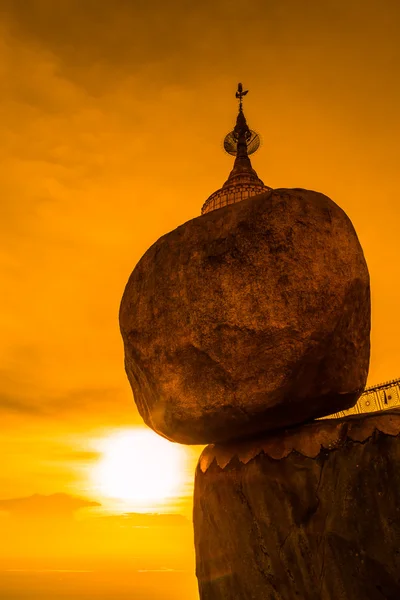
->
92, 428, 187, 503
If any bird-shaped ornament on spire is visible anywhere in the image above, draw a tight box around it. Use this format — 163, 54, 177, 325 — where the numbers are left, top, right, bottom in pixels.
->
235, 82, 248, 111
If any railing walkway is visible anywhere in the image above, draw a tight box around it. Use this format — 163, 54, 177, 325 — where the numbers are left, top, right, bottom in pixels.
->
325, 377, 400, 419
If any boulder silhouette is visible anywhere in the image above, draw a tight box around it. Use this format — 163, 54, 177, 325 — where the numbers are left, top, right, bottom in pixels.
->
119, 189, 370, 444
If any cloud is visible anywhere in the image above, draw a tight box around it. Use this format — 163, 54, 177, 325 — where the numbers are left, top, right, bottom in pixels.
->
0, 373, 129, 423
0, 0, 198, 94
0, 393, 43, 415
96, 512, 189, 528
0, 492, 190, 529
58, 450, 101, 462
0, 0, 321, 97
0, 493, 100, 518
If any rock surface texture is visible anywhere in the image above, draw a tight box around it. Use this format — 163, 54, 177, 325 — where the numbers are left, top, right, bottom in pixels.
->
120, 189, 371, 444
194, 409, 400, 600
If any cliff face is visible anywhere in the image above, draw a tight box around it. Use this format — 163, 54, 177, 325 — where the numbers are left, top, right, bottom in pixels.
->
194, 409, 400, 600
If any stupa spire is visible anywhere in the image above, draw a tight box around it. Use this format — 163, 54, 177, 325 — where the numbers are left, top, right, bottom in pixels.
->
224, 84, 262, 186
201, 83, 272, 215
234, 83, 251, 161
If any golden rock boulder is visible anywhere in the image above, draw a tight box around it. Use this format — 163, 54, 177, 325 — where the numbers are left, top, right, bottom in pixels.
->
119, 189, 370, 444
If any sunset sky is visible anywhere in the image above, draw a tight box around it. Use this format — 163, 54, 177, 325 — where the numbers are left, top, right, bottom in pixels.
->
0, 0, 399, 598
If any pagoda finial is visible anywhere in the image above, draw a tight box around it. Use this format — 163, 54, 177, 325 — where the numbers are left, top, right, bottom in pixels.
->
235, 82, 248, 112
226, 83, 255, 157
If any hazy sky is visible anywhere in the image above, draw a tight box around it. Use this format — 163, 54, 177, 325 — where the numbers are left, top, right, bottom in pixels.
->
0, 0, 399, 594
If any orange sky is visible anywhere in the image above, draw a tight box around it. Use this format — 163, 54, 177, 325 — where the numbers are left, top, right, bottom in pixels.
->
0, 0, 399, 596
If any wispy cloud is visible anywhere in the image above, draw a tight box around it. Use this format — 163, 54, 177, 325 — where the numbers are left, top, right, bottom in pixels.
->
0, 377, 128, 423
96, 512, 189, 528
0, 394, 43, 415
58, 450, 101, 462
0, 493, 100, 518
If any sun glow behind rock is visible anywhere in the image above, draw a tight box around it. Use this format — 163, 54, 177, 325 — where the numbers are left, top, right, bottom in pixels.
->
91, 428, 187, 506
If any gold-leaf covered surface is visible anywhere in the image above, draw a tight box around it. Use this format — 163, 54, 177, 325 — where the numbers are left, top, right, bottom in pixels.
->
198, 407, 400, 473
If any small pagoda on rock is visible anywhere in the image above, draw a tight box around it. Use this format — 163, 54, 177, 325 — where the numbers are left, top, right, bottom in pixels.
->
201, 83, 271, 214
